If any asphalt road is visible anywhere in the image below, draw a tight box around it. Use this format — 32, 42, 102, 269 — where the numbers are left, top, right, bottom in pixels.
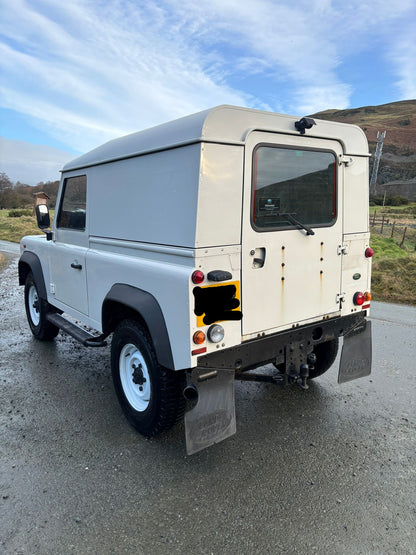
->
0, 248, 415, 554
0, 240, 20, 256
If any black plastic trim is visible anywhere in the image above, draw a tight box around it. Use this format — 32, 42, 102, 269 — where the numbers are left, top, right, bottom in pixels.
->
102, 283, 174, 369
18, 251, 47, 299
207, 270, 232, 282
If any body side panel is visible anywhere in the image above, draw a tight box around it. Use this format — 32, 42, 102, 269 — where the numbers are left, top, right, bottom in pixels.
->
195, 143, 244, 248
86, 246, 193, 369
75, 144, 201, 248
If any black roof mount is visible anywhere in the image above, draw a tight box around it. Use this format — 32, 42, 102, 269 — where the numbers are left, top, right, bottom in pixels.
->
295, 117, 316, 135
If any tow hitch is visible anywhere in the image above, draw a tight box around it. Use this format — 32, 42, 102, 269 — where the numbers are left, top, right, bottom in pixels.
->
236, 356, 316, 390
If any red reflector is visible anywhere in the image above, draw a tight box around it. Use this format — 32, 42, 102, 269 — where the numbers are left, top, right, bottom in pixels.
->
192, 270, 205, 284
192, 347, 206, 356
365, 247, 374, 258
362, 303, 370, 310
353, 292, 365, 306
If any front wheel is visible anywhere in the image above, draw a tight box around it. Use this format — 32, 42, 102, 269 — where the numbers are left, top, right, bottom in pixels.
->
24, 272, 59, 340
111, 319, 185, 437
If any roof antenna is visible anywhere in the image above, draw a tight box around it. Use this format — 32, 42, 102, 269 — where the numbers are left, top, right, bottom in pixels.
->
295, 117, 316, 135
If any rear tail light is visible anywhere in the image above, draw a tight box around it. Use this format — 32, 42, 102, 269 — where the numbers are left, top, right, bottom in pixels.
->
365, 247, 374, 258
354, 291, 371, 306
353, 292, 365, 306
192, 270, 204, 284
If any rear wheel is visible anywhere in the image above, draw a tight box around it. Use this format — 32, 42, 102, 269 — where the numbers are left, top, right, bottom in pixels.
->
111, 319, 185, 437
24, 272, 59, 340
309, 338, 339, 379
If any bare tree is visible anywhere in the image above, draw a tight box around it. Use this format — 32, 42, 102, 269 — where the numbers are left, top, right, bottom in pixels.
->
0, 172, 13, 191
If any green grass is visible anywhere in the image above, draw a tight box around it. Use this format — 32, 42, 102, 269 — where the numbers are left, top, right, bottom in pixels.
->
370, 233, 416, 305
0, 209, 55, 243
371, 234, 408, 258
369, 202, 416, 215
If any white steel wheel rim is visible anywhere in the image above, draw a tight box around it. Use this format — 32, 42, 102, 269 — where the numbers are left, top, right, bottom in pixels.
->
119, 343, 151, 412
28, 285, 40, 326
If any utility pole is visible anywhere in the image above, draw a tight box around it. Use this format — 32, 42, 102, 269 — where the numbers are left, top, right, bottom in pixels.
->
370, 130, 386, 196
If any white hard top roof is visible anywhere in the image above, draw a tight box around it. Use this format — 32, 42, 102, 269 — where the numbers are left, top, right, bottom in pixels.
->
63, 105, 369, 172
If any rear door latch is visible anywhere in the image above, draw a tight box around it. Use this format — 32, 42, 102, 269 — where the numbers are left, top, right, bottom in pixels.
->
339, 155, 354, 166
337, 244, 349, 255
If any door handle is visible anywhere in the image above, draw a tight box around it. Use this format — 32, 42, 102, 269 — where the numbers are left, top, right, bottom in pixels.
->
71, 262, 82, 270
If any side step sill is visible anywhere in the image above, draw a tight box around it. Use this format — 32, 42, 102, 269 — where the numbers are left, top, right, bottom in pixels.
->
46, 313, 107, 347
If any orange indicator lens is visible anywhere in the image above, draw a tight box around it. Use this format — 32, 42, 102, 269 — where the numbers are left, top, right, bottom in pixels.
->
193, 331, 206, 344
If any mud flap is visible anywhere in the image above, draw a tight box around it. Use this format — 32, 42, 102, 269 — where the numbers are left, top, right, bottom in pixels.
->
338, 319, 372, 384
185, 368, 236, 455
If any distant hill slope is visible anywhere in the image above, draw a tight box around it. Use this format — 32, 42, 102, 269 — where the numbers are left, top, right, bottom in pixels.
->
310, 100, 416, 199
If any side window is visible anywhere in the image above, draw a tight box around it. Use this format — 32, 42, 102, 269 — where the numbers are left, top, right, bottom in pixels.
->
252, 146, 336, 231
57, 175, 87, 231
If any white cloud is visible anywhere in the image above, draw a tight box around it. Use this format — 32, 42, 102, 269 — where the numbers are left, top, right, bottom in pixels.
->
389, 30, 416, 100
165, 0, 416, 112
0, 137, 73, 185
0, 0, 252, 152
0, 0, 415, 160
294, 84, 353, 115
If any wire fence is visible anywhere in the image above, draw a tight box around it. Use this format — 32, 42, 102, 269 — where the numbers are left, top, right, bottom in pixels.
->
370, 211, 416, 251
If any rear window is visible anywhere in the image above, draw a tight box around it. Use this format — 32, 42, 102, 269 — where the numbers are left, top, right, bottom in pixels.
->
252, 145, 337, 231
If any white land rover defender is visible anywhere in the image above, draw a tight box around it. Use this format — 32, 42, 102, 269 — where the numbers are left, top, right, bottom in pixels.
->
19, 106, 372, 454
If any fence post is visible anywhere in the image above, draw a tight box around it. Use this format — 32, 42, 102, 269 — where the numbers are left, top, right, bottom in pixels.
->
372, 211, 376, 226
391, 221, 395, 238
400, 227, 407, 248
380, 215, 385, 234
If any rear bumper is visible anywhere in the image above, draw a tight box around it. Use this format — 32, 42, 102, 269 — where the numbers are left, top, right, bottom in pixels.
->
196, 312, 367, 371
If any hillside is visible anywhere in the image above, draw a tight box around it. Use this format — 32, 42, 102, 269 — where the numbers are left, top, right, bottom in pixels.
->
311, 100, 416, 199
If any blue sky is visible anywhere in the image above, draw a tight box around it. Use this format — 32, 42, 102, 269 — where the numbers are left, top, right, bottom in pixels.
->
1, 0, 415, 184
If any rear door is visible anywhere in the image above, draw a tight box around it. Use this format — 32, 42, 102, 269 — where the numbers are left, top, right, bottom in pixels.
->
241, 131, 343, 338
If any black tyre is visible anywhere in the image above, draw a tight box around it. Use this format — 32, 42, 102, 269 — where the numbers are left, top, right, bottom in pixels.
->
111, 319, 185, 437
24, 272, 59, 340
309, 338, 339, 379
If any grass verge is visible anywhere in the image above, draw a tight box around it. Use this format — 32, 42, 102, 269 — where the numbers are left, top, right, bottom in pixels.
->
0, 210, 44, 243
370, 234, 416, 305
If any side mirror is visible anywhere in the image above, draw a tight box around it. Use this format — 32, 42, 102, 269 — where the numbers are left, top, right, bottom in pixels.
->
35, 204, 50, 229
35, 204, 52, 240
